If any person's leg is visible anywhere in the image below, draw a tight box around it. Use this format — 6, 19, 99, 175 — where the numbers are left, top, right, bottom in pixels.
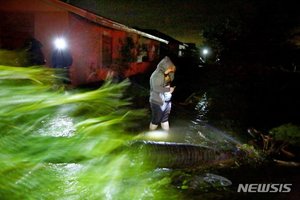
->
150, 103, 162, 130
161, 121, 169, 131
149, 123, 158, 130
161, 102, 172, 131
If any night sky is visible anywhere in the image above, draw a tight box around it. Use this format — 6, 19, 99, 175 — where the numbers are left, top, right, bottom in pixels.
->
67, 0, 208, 44
66, 0, 300, 48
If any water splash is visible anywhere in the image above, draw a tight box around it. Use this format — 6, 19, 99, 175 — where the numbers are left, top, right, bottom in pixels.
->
37, 114, 75, 137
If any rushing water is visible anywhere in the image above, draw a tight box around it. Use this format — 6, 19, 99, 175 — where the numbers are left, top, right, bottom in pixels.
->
3, 64, 298, 199
144, 102, 298, 200
132, 70, 300, 200
29, 81, 299, 200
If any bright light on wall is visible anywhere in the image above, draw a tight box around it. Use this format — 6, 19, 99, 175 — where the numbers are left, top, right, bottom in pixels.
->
54, 37, 67, 50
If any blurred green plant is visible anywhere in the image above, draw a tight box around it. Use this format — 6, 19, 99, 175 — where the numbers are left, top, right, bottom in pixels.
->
0, 49, 28, 66
235, 144, 263, 164
0, 65, 180, 200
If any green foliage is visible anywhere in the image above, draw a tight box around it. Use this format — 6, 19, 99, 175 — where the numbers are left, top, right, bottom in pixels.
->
0, 49, 29, 66
236, 144, 261, 160
270, 124, 300, 145
0, 65, 180, 200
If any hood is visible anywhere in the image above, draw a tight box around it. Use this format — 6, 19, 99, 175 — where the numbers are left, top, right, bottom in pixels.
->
156, 56, 175, 72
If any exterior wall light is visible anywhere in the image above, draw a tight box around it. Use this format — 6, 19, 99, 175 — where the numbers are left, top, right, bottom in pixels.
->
54, 37, 67, 50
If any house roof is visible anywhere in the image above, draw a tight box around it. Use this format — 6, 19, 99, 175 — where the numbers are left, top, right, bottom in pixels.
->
135, 28, 185, 45
42, 0, 168, 44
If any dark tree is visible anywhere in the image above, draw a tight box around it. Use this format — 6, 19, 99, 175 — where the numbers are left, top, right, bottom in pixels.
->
201, 0, 300, 67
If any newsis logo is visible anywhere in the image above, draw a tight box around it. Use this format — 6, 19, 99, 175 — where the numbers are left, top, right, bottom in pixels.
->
237, 183, 292, 193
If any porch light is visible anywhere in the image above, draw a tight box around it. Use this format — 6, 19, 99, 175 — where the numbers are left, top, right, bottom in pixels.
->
54, 37, 67, 50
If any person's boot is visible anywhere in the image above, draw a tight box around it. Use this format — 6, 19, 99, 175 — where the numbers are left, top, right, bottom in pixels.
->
161, 121, 169, 131
149, 123, 158, 130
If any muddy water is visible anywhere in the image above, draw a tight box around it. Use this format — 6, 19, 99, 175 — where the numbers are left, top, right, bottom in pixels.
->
39, 69, 300, 199
139, 103, 299, 200
132, 66, 300, 199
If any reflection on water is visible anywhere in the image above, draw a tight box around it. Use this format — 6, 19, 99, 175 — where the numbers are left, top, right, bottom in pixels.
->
141, 123, 240, 151
203, 173, 232, 186
48, 163, 82, 197
142, 130, 170, 140
195, 92, 209, 121
141, 91, 241, 153
37, 113, 75, 137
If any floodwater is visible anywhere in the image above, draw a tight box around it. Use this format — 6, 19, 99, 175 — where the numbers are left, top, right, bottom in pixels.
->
174, 104, 299, 200
130, 64, 300, 199
39, 105, 299, 200
136, 97, 300, 200
32, 66, 300, 200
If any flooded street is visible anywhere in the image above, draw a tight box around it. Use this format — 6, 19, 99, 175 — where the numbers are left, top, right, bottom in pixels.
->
129, 63, 300, 199
1, 0, 299, 198
1, 65, 299, 199
35, 102, 300, 200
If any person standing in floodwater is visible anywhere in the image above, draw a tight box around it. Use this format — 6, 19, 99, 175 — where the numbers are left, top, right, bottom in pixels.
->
149, 56, 176, 131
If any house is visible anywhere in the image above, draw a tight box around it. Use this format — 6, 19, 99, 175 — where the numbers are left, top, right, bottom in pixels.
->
134, 28, 188, 58
135, 28, 205, 71
0, 0, 168, 85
